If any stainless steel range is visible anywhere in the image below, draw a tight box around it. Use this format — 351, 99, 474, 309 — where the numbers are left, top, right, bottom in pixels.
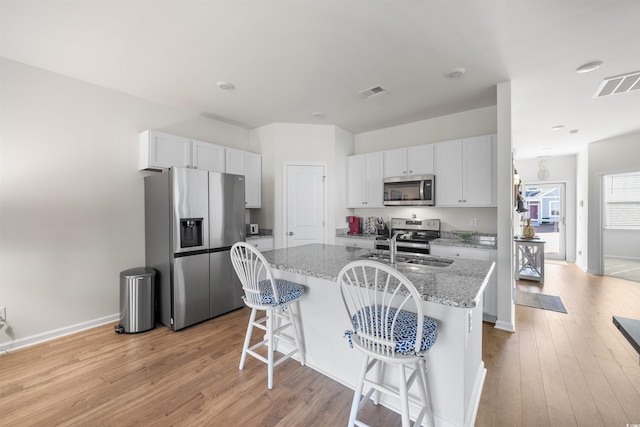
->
375, 218, 440, 255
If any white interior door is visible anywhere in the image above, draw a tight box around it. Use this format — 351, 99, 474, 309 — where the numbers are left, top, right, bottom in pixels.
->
285, 165, 325, 247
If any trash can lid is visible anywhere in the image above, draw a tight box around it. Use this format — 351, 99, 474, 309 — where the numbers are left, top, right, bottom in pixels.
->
120, 267, 156, 278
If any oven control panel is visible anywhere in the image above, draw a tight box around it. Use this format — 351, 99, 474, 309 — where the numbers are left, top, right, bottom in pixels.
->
389, 218, 440, 231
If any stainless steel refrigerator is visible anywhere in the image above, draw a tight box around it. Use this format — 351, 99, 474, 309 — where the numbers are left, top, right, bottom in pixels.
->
144, 167, 246, 330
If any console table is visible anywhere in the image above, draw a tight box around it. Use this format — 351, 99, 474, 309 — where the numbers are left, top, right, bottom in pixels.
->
514, 238, 545, 284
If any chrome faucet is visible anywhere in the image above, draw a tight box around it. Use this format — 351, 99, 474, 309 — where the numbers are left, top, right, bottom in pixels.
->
387, 231, 402, 264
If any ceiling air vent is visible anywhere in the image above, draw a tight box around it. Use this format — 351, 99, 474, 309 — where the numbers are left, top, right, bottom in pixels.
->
358, 85, 388, 100
594, 71, 640, 98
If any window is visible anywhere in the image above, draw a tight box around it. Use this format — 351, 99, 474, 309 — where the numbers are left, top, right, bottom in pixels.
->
604, 171, 640, 229
549, 201, 560, 217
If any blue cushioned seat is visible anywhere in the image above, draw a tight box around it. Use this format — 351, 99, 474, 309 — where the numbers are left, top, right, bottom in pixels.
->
257, 279, 305, 306
350, 306, 438, 355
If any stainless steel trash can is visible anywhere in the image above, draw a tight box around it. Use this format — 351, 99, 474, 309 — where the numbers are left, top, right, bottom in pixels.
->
117, 267, 156, 334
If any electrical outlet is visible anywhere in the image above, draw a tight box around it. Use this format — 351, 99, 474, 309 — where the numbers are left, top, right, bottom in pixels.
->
0, 306, 6, 323
470, 217, 477, 227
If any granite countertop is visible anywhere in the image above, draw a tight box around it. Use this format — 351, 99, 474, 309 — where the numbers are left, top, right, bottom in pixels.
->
338, 229, 498, 249
336, 233, 379, 240
260, 244, 494, 308
246, 228, 273, 240
246, 233, 272, 241
430, 238, 498, 250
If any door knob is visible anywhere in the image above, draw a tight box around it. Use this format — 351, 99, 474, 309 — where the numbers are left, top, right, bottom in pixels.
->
288, 232, 294, 236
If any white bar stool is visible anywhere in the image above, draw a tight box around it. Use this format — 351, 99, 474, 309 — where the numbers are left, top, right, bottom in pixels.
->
337, 260, 438, 427
230, 242, 305, 390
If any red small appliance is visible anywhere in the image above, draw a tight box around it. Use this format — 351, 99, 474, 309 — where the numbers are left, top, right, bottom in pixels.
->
347, 216, 361, 235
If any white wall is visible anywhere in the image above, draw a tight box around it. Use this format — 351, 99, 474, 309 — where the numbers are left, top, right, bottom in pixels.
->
587, 131, 640, 274
354, 207, 498, 233
576, 147, 589, 271
0, 59, 250, 350
250, 123, 352, 249
514, 154, 577, 262
603, 229, 640, 260
354, 106, 498, 152
495, 81, 515, 332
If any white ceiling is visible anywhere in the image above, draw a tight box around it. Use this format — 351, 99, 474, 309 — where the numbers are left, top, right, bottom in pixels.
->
2, 1, 639, 159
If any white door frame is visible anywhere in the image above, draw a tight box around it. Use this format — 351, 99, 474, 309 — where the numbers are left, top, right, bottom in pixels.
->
523, 181, 567, 260
282, 162, 328, 248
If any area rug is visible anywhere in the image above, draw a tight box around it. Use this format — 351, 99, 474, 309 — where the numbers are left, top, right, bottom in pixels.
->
516, 290, 568, 313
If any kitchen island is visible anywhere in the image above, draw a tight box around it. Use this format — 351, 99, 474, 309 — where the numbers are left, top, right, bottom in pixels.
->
260, 244, 494, 427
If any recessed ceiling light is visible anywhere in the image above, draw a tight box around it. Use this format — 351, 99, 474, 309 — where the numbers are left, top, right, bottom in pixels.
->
551, 125, 565, 131
216, 81, 235, 90
576, 61, 603, 74
569, 129, 579, 134
311, 112, 326, 119
445, 68, 466, 79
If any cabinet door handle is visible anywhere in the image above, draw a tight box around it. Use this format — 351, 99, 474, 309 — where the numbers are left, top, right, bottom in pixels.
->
288, 232, 294, 236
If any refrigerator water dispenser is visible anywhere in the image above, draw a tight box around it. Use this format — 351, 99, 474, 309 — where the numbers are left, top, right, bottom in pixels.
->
179, 218, 203, 248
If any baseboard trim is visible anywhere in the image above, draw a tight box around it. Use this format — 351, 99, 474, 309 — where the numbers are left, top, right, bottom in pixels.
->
0, 314, 119, 353
494, 320, 515, 332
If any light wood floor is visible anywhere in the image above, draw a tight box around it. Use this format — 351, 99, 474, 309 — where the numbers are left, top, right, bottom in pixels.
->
478, 262, 640, 427
1, 262, 639, 426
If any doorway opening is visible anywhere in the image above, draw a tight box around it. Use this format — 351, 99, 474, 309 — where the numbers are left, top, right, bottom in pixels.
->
522, 182, 566, 260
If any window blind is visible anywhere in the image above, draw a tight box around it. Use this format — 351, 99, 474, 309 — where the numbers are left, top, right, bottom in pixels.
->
605, 172, 640, 229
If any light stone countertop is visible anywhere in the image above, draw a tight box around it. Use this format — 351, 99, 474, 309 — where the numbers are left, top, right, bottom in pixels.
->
260, 244, 494, 308
430, 238, 498, 250
335, 233, 379, 240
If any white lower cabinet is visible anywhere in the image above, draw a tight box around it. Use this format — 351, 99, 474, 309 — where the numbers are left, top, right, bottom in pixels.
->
430, 245, 498, 322
247, 237, 273, 251
335, 237, 375, 249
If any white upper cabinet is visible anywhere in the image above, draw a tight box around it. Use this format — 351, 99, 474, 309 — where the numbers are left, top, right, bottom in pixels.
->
226, 148, 262, 208
383, 144, 434, 178
434, 135, 495, 207
139, 130, 262, 208
140, 130, 225, 172
192, 139, 225, 172
225, 148, 246, 175
139, 130, 190, 170
347, 152, 384, 208
244, 152, 262, 208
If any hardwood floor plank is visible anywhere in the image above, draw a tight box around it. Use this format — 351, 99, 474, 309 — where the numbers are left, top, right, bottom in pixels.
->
2, 263, 640, 426
556, 353, 605, 427
518, 308, 550, 427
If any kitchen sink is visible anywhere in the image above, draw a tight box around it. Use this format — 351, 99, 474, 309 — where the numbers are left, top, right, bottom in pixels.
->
359, 253, 453, 268
402, 258, 453, 267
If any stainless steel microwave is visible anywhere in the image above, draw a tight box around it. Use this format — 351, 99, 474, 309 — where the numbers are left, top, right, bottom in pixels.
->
383, 174, 435, 206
